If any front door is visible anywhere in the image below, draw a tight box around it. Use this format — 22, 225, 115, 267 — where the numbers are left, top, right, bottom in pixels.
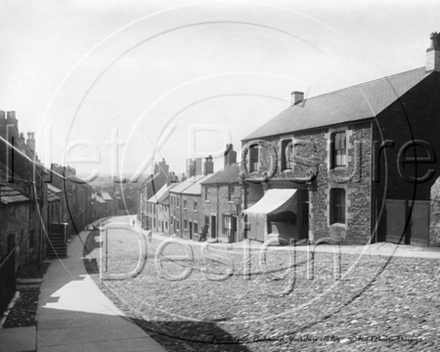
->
230, 216, 237, 242
189, 222, 193, 240
211, 216, 216, 238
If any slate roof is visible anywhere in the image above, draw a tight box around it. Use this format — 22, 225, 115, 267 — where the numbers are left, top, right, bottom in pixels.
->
101, 192, 113, 201
170, 175, 205, 194
47, 189, 60, 203
147, 183, 179, 203
67, 175, 90, 185
182, 174, 214, 195
202, 163, 240, 185
48, 184, 62, 194
157, 183, 179, 204
244, 67, 430, 140
96, 196, 106, 204
0, 185, 30, 204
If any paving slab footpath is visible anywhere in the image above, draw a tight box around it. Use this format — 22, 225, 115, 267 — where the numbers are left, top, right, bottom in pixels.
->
0, 229, 169, 352
36, 230, 168, 352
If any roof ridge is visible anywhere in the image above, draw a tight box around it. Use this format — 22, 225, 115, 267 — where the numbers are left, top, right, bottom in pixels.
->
303, 67, 426, 102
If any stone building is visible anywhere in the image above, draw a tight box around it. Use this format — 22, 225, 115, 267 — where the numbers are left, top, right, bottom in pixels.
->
242, 33, 440, 247
146, 183, 179, 234
47, 184, 62, 225
50, 164, 93, 236
169, 157, 214, 239
0, 111, 48, 277
92, 192, 107, 220
100, 192, 117, 217
138, 159, 177, 229
200, 145, 242, 242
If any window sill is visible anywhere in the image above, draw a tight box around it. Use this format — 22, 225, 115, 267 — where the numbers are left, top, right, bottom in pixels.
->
331, 166, 347, 172
329, 222, 346, 229
205, 200, 210, 203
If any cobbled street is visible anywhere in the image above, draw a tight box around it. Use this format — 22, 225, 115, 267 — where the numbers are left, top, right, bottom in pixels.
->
83, 219, 440, 352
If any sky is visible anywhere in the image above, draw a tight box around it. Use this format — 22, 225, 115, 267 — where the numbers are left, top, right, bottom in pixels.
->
1, 0, 439, 182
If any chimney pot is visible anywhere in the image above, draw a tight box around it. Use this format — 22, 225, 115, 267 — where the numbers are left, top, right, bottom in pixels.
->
426, 32, 440, 72
203, 155, 214, 175
291, 91, 304, 105
224, 144, 237, 166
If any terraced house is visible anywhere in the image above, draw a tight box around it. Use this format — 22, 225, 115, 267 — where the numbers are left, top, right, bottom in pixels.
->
242, 33, 440, 247
169, 157, 214, 239
0, 112, 49, 317
146, 182, 179, 234
200, 145, 243, 243
138, 159, 177, 230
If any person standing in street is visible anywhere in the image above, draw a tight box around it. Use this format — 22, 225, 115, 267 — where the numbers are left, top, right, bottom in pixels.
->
199, 224, 209, 242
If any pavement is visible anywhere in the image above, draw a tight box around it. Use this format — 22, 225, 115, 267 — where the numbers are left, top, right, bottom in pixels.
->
0, 228, 168, 352
147, 229, 440, 259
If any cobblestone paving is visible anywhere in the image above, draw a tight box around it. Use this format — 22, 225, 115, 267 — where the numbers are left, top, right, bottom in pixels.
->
3, 288, 40, 328
84, 230, 440, 351
3, 262, 50, 329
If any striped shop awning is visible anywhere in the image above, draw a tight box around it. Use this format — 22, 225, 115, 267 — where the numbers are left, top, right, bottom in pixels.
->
243, 189, 297, 216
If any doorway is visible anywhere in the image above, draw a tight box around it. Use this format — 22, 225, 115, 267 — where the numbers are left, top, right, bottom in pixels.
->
211, 215, 216, 239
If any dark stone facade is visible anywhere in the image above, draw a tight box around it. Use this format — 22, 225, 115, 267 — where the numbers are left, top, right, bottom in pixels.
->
242, 121, 372, 245
200, 184, 242, 242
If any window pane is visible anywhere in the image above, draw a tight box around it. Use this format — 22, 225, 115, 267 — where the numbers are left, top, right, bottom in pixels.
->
331, 188, 346, 224
335, 133, 340, 149
341, 132, 346, 149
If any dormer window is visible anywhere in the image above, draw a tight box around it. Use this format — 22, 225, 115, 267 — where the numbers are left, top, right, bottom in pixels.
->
332, 132, 346, 168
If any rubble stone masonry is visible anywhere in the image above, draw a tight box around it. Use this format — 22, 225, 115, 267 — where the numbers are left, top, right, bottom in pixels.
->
244, 121, 372, 245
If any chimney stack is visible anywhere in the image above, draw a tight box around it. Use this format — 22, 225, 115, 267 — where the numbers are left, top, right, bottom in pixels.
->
291, 91, 304, 106
427, 32, 440, 72
204, 155, 214, 175
224, 144, 237, 167
27, 132, 36, 155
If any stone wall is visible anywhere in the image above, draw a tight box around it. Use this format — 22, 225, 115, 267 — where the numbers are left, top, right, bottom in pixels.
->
243, 121, 372, 245
180, 194, 201, 240
430, 178, 440, 245
200, 184, 242, 242
0, 202, 44, 276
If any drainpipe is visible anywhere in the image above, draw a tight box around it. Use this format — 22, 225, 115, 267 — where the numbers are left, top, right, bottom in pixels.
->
370, 120, 376, 243
242, 180, 248, 241
217, 185, 220, 241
